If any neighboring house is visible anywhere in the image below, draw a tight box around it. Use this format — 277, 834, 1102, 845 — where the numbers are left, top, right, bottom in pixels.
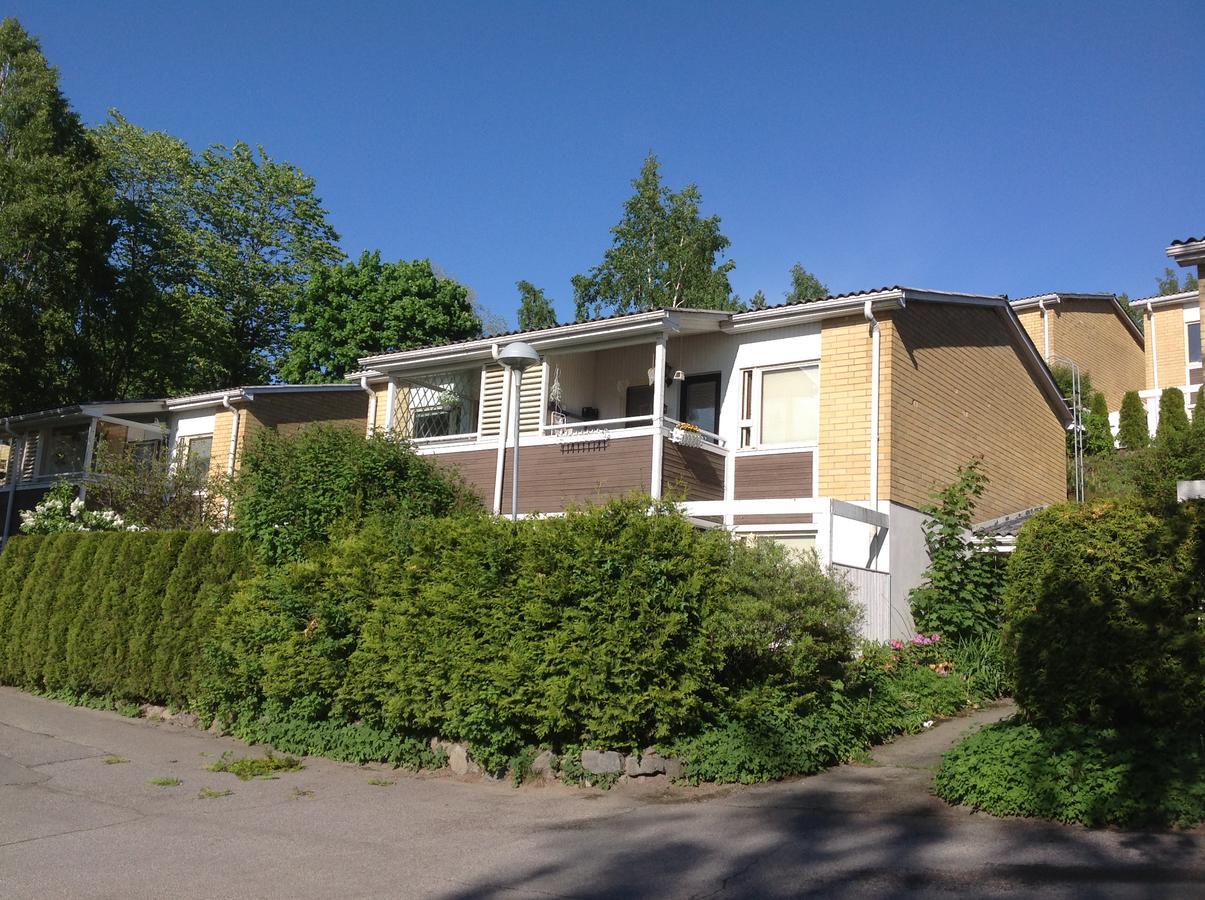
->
0, 385, 368, 542
352, 286, 1072, 640
1010, 292, 1145, 411
1130, 285, 1202, 433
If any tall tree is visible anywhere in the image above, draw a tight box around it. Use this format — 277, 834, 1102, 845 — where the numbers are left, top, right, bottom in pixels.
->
572, 154, 737, 320
516, 280, 558, 331
280, 252, 480, 383
785, 263, 828, 303
187, 142, 343, 385
1117, 390, 1148, 450
0, 17, 114, 412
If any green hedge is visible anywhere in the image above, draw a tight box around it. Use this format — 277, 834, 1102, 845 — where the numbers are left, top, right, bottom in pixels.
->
202, 497, 858, 773
0, 531, 249, 708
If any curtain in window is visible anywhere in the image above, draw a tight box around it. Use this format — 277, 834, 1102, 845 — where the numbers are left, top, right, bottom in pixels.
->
761, 366, 819, 444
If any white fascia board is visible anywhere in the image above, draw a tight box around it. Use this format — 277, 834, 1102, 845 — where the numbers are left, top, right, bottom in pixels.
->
723, 291, 906, 333
362, 314, 682, 374
1167, 240, 1205, 266
1130, 290, 1198, 309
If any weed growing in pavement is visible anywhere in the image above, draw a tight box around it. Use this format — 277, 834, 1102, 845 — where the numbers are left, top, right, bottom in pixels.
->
290, 787, 314, 799
206, 750, 303, 780
367, 777, 395, 786
197, 787, 233, 799
149, 776, 182, 786
102, 756, 129, 764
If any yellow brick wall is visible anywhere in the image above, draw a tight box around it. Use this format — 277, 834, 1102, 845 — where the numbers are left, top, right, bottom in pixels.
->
372, 385, 389, 432
817, 315, 878, 500
886, 304, 1067, 520
208, 409, 234, 480
1014, 308, 1047, 357
1144, 303, 1190, 390
1048, 299, 1144, 409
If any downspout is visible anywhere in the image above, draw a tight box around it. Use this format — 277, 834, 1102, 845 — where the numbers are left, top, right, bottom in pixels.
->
1038, 296, 1051, 360
1146, 300, 1159, 390
491, 343, 510, 515
864, 300, 881, 508
360, 376, 376, 437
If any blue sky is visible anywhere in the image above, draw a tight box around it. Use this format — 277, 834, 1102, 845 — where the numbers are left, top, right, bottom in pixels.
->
10, 1, 1205, 326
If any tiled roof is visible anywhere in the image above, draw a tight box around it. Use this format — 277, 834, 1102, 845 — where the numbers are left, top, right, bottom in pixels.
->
1170, 236, 1204, 246
972, 505, 1048, 538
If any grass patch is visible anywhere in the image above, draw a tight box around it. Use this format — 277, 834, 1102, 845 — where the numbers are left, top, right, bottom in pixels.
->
102, 755, 129, 765
934, 720, 1205, 828
197, 787, 233, 799
149, 776, 182, 787
367, 777, 395, 786
205, 750, 303, 781
291, 787, 314, 799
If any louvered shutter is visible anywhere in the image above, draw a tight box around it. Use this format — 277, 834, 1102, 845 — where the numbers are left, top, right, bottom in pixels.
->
19, 433, 38, 481
518, 365, 544, 433
478, 365, 507, 437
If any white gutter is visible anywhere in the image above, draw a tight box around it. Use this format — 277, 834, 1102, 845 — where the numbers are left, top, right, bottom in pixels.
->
864, 300, 882, 508
1037, 296, 1051, 360
221, 393, 242, 479
360, 376, 376, 437
1146, 300, 1159, 389
491, 343, 509, 515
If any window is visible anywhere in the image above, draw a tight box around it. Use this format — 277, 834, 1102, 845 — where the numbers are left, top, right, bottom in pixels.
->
748, 531, 818, 562
625, 384, 654, 425
44, 426, 89, 476
395, 370, 481, 440
739, 363, 820, 447
680, 373, 721, 434
184, 435, 213, 478
1189, 321, 1201, 365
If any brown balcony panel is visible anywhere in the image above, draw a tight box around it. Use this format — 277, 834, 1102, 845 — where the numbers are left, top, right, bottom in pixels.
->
661, 439, 724, 502
500, 438, 653, 514
733, 452, 814, 500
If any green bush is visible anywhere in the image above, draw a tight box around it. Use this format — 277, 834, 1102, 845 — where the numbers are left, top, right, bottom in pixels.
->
1117, 390, 1148, 450
0, 531, 249, 708
1083, 391, 1114, 457
908, 461, 1004, 641
1156, 387, 1189, 443
203, 496, 858, 774
935, 720, 1205, 828
232, 425, 481, 564
1002, 500, 1203, 730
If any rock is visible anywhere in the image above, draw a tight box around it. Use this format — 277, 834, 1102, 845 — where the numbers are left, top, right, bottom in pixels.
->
206, 719, 225, 736
447, 743, 478, 776
581, 749, 623, 775
140, 704, 167, 720
167, 712, 200, 729
531, 750, 557, 780
661, 757, 684, 780
623, 752, 678, 777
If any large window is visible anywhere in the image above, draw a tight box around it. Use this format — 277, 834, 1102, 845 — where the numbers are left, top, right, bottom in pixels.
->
740, 363, 820, 447
44, 426, 89, 476
680, 373, 721, 434
185, 435, 213, 478
395, 369, 482, 440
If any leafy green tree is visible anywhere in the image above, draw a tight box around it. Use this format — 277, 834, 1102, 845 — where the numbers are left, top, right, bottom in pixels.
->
187, 142, 343, 385
1117, 390, 1148, 450
1195, 387, 1205, 431
785, 263, 828, 303
1156, 387, 1189, 444
572, 154, 737, 319
1083, 392, 1114, 456
516, 280, 558, 331
1157, 267, 1199, 296
0, 17, 114, 413
1116, 291, 1144, 333
281, 252, 480, 383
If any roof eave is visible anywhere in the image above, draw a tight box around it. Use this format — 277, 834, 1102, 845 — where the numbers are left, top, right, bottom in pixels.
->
1167, 239, 1205, 267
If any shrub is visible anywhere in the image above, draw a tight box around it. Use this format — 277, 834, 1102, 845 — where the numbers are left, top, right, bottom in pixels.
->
88, 438, 226, 530
18, 481, 138, 534
908, 461, 1004, 642
1083, 391, 1114, 457
1117, 390, 1148, 450
231, 425, 480, 564
203, 496, 858, 774
1001, 500, 1203, 730
0, 531, 249, 708
1156, 387, 1189, 443
935, 720, 1205, 828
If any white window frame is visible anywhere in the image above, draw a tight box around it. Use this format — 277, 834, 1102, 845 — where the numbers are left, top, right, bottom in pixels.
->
1186, 315, 1201, 387
738, 360, 821, 450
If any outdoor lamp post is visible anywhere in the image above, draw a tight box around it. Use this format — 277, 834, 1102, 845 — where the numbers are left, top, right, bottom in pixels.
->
498, 341, 541, 520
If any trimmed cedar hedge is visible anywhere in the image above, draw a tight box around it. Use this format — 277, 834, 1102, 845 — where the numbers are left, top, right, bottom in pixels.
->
0, 531, 248, 708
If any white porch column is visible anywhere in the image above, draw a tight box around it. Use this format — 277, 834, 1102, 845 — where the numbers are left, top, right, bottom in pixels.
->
77, 417, 99, 503
650, 335, 667, 499
384, 378, 398, 434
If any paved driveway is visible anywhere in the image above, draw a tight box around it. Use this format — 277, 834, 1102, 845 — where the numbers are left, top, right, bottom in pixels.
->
1, 687, 1201, 898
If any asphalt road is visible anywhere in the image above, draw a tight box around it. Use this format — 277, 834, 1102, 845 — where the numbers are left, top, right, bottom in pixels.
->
1, 687, 1201, 899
